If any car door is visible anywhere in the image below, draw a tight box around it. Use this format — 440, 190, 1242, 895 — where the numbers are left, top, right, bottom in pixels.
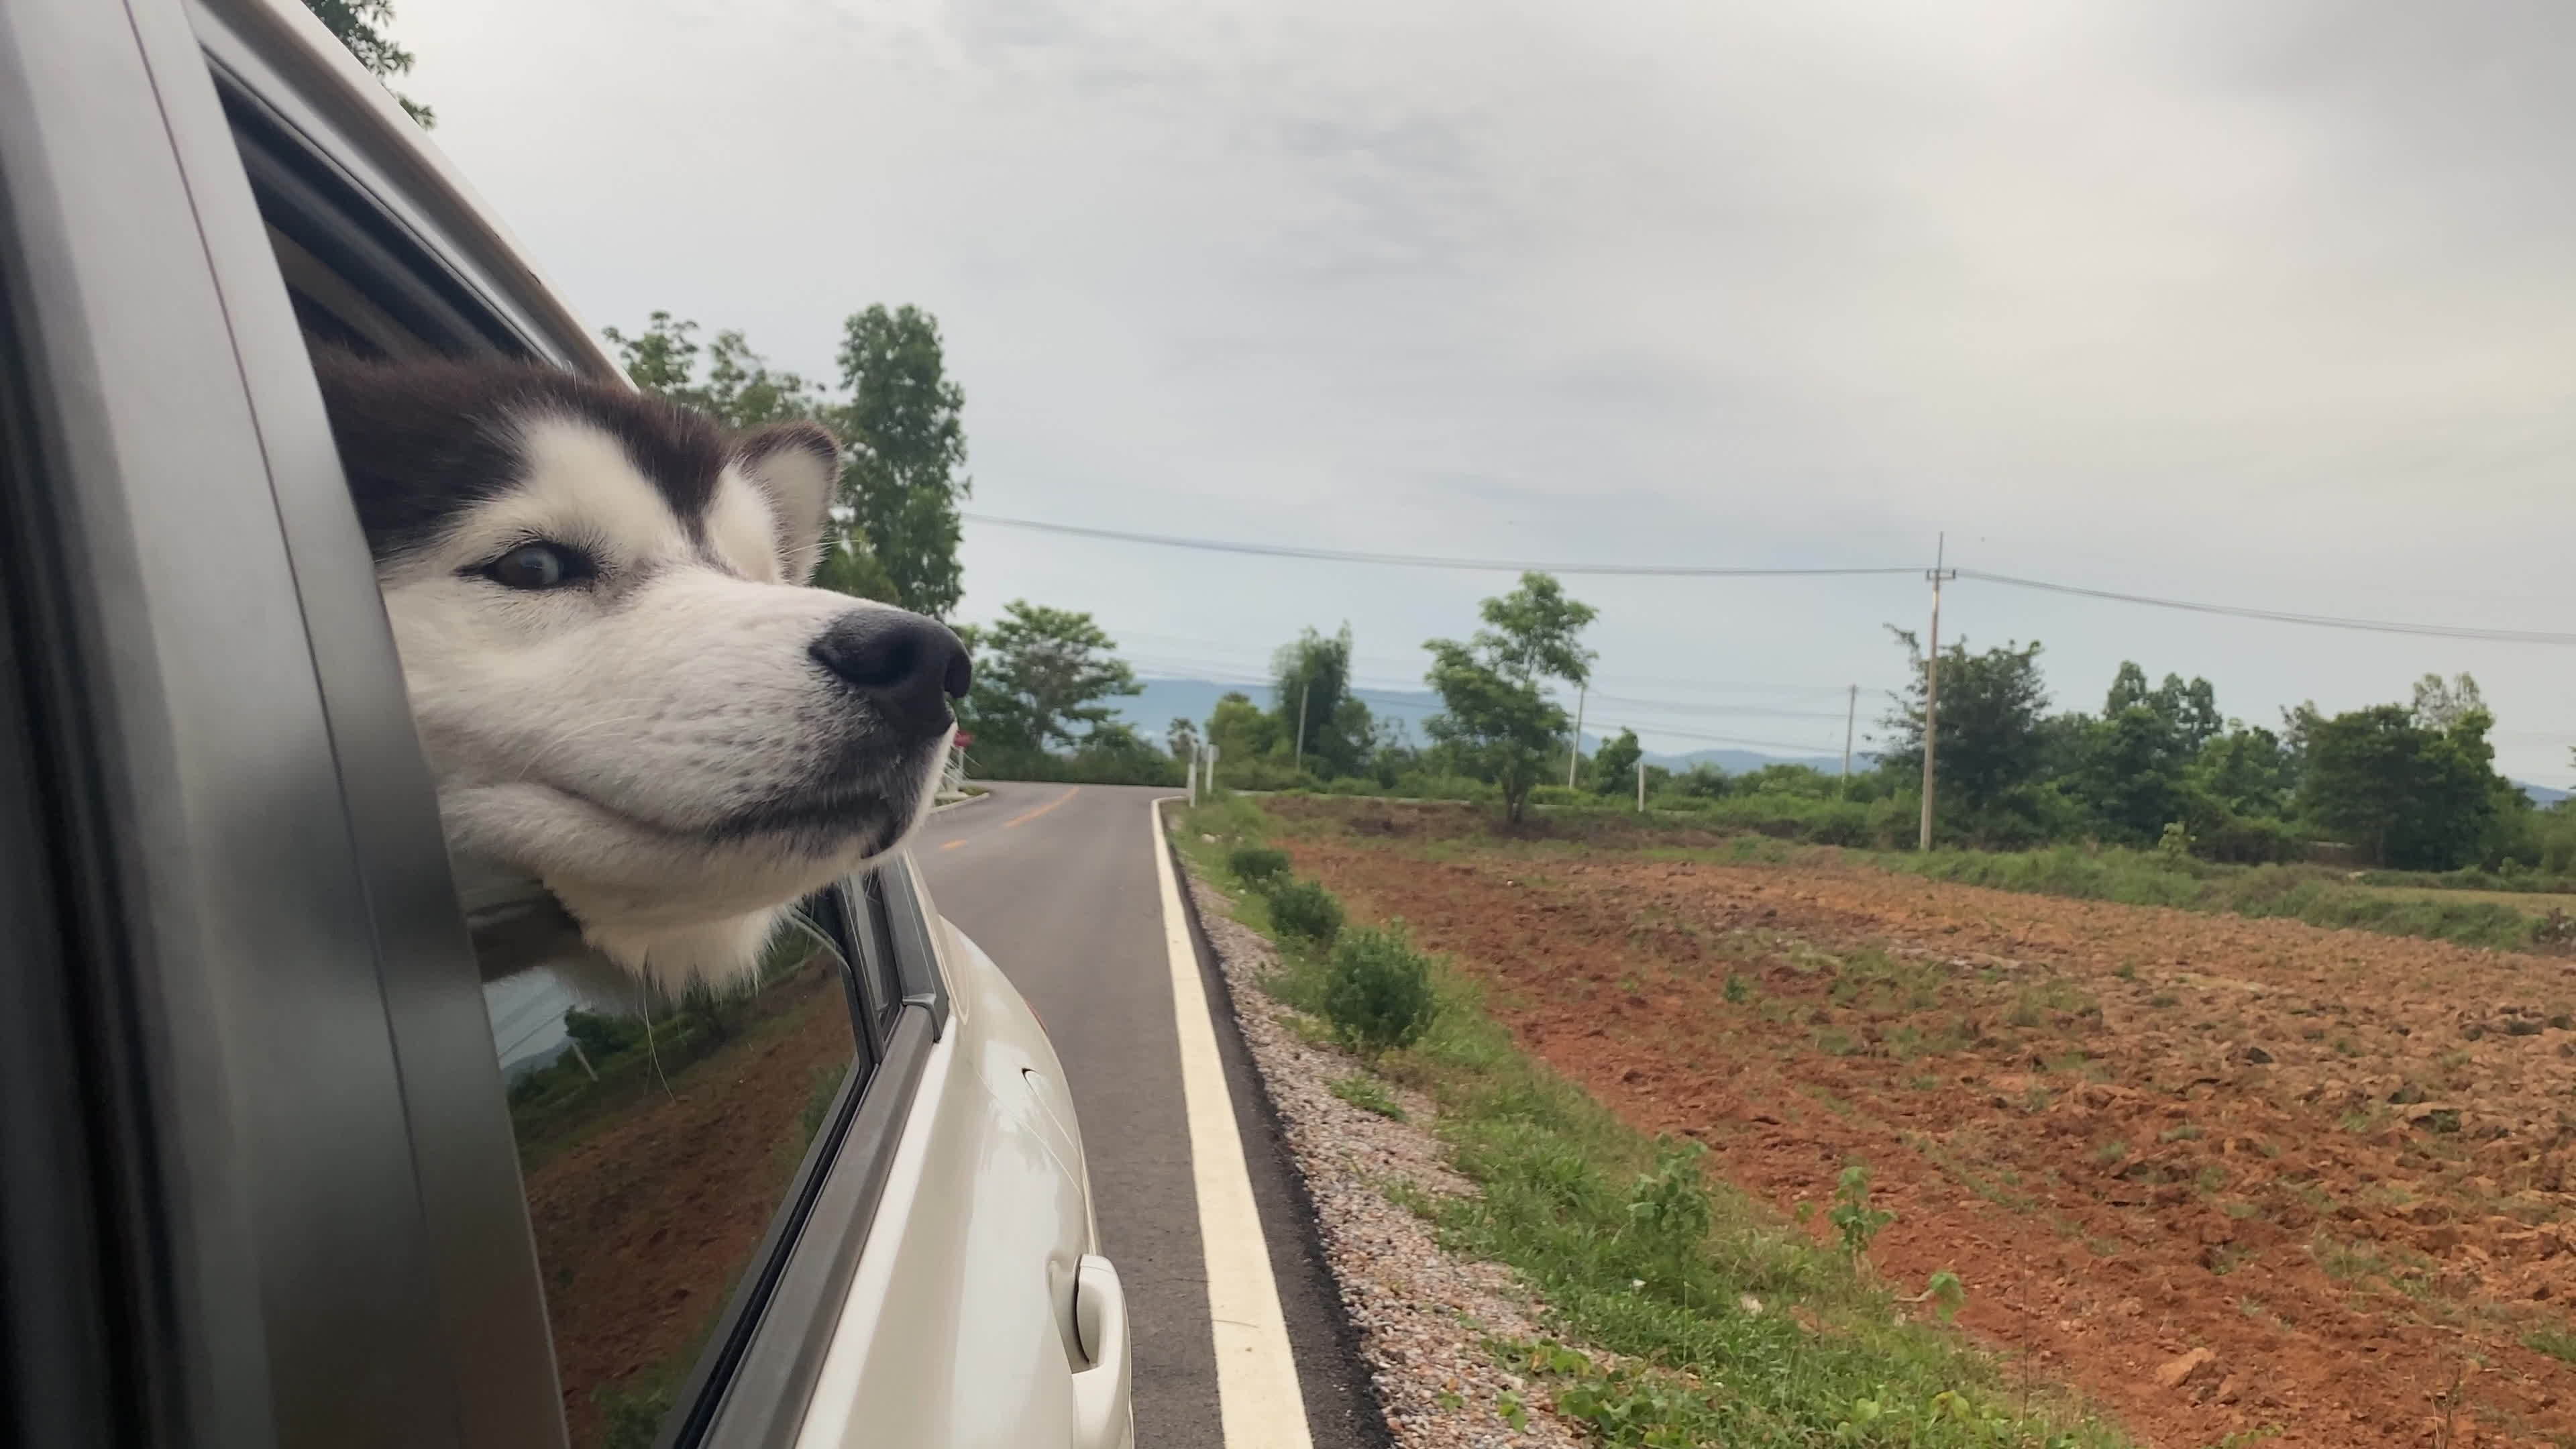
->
0, 0, 549, 1444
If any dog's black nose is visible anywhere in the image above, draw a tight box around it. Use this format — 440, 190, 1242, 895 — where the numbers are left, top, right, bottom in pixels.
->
809, 611, 972, 737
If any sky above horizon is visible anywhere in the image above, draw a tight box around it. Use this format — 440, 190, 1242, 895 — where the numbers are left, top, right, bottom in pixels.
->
402, 0, 2576, 780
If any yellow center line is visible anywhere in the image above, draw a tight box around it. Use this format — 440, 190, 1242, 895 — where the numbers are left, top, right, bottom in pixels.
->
1004, 786, 1081, 829
938, 838, 967, 851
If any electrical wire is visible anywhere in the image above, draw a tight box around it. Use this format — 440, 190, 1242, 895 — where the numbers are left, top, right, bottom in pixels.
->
967, 512, 2576, 645
965, 513, 1920, 578
1955, 570, 2576, 647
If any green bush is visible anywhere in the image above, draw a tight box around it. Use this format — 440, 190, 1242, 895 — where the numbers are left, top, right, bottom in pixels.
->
1320, 926, 1440, 1056
2357, 861, 2576, 896
562, 1007, 639, 1063
971, 745, 1184, 788
1267, 879, 1344, 949
2190, 810, 2304, 864
1890, 845, 2207, 908
1699, 794, 1874, 847
1227, 845, 1291, 888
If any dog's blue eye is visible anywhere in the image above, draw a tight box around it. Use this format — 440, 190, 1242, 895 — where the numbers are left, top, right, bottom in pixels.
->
485, 542, 586, 590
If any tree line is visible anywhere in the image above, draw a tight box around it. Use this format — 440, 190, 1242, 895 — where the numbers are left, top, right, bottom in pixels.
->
608, 311, 2562, 873
953, 566, 2569, 877
1872, 634, 2545, 871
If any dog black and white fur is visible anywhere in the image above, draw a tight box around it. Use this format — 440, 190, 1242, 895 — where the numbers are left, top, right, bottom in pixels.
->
316, 350, 969, 995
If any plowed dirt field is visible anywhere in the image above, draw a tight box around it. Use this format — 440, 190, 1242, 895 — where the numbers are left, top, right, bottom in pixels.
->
1270, 798, 2576, 1449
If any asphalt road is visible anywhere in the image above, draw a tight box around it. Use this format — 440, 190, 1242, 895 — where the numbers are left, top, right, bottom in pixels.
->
912, 782, 1384, 1449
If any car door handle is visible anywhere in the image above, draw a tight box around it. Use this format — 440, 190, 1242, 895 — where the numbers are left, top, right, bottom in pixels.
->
1069, 1254, 1134, 1449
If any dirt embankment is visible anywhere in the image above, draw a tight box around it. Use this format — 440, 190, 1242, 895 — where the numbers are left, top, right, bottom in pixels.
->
1276, 798, 2576, 1449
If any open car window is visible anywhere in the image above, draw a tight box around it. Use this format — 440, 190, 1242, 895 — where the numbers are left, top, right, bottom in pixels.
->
201, 35, 941, 1446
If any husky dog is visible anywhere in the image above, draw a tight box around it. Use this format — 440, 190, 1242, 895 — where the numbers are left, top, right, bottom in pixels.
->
315, 351, 969, 993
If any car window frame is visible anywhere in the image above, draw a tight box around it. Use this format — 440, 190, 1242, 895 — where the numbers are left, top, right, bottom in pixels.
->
200, 7, 966, 1442
205, 78, 953, 1449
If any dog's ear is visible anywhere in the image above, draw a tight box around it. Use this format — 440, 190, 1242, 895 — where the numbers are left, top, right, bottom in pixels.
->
732, 422, 839, 583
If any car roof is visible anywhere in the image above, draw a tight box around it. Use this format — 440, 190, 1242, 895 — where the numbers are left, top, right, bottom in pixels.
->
195, 0, 621, 380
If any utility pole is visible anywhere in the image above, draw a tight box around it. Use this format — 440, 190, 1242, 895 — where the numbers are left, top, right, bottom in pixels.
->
1566, 683, 1587, 789
1293, 682, 1310, 774
1842, 684, 1857, 796
1919, 533, 1956, 852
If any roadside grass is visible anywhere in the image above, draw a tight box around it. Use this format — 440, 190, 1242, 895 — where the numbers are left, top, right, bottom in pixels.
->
2524, 1326, 2576, 1364
1174, 794, 2129, 1449
1330, 1074, 1407, 1121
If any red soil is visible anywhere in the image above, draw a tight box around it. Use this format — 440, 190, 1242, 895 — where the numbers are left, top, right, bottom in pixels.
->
1279, 798, 2576, 1448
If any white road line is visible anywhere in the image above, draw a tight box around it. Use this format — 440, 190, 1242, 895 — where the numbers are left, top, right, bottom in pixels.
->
1149, 799, 1314, 1449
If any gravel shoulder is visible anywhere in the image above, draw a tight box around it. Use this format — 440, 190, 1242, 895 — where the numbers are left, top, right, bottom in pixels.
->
1181, 863, 1591, 1449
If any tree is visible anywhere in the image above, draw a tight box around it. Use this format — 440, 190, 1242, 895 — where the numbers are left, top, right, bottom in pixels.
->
1271, 625, 1375, 777
2412, 672, 2485, 732
302, 0, 434, 126
1591, 728, 1643, 795
809, 539, 900, 604
1424, 572, 1596, 824
1066, 721, 1167, 776
2189, 723, 2296, 819
2079, 706, 2190, 844
2298, 702, 2501, 869
2104, 661, 2153, 716
1206, 692, 1280, 766
959, 602, 1138, 751
1881, 631, 2051, 825
1167, 716, 1201, 761
604, 312, 906, 603
605, 313, 830, 427
2172, 676, 2222, 749
1474, 573, 1597, 686
2072, 661, 2222, 842
2103, 661, 2220, 749
834, 306, 971, 619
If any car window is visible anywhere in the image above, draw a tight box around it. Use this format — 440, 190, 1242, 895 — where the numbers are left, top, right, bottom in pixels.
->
482, 894, 866, 1448
203, 63, 938, 1449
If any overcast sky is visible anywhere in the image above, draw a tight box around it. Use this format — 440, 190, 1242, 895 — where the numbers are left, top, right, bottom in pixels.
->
406, 0, 2576, 778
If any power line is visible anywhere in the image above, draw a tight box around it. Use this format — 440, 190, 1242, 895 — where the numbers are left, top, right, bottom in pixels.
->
1957, 570, 2576, 647
966, 513, 1919, 578
1584, 690, 1850, 720
1615, 724, 1853, 755
1126, 663, 1860, 724
969, 512, 2576, 646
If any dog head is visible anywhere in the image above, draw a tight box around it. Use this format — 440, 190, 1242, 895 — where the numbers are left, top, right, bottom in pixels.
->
315, 351, 969, 993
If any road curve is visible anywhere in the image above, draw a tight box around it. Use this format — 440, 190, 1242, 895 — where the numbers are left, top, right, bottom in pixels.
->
912, 782, 1385, 1449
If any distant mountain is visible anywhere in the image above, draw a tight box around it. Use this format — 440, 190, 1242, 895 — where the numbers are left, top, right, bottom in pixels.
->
1642, 745, 1867, 777
1117, 679, 2565, 802
1114, 678, 1863, 774
1112, 678, 1446, 746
